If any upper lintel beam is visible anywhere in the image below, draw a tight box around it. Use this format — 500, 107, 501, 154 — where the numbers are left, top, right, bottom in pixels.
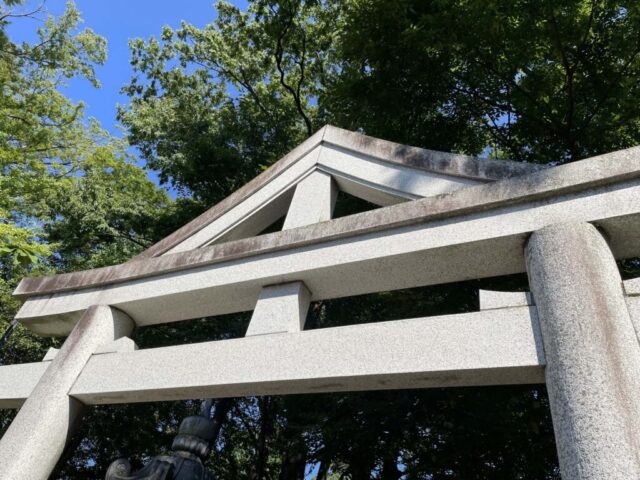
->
15, 145, 640, 299
12, 146, 640, 334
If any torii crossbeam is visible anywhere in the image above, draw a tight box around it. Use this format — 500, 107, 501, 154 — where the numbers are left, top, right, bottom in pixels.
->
1, 126, 639, 479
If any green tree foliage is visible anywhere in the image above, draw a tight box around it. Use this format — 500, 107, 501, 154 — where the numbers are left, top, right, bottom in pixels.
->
332, 0, 640, 163
119, 0, 341, 206
0, 0, 170, 270
325, 0, 489, 154
0, 0, 170, 447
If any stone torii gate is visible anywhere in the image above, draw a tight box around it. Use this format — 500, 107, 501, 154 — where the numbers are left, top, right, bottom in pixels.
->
1, 125, 639, 479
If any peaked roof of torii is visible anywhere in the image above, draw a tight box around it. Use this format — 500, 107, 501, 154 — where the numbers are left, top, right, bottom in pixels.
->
135, 125, 545, 260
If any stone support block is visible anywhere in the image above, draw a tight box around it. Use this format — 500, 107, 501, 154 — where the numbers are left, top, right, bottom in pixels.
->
245, 282, 311, 336
282, 170, 337, 230
0, 305, 134, 480
41, 347, 59, 362
249, 169, 328, 338
526, 222, 640, 479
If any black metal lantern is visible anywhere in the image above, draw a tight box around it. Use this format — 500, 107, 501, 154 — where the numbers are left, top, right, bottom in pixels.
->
106, 400, 229, 480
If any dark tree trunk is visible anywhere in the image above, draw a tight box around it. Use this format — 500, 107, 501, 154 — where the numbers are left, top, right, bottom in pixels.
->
278, 448, 306, 480
316, 460, 329, 480
349, 459, 373, 480
211, 398, 233, 444
251, 396, 272, 480
278, 416, 307, 480
381, 453, 402, 480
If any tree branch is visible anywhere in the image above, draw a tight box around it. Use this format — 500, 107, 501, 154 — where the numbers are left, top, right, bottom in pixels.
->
548, 5, 577, 157
273, 4, 313, 136
0, 2, 45, 23
575, 42, 640, 140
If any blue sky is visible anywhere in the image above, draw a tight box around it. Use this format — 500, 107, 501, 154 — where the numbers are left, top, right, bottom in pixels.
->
8, 0, 247, 194
9, 0, 245, 136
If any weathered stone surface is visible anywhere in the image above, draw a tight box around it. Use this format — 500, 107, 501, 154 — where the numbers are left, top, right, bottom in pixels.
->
316, 145, 481, 206
479, 290, 533, 310
15, 149, 640, 300
14, 178, 640, 335
0, 306, 134, 480
68, 306, 544, 405
282, 170, 337, 230
167, 145, 488, 254
193, 186, 296, 248
322, 125, 544, 181
135, 125, 542, 259
135, 127, 327, 259
164, 149, 318, 254
94, 336, 138, 355
526, 222, 640, 479
245, 282, 311, 336
623, 276, 640, 295
41, 346, 59, 361
625, 295, 640, 344
3, 125, 639, 480
0, 362, 48, 409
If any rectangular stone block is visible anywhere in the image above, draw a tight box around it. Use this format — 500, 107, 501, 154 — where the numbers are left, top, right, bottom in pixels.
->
245, 282, 311, 336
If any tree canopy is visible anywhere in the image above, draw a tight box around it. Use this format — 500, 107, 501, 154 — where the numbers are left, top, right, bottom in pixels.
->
331, 0, 640, 163
2, 0, 640, 478
0, 0, 169, 385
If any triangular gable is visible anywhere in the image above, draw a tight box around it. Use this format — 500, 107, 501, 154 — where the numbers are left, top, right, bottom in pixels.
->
135, 125, 544, 259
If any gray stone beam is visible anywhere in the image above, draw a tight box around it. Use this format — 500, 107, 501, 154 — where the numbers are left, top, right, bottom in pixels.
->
4, 296, 640, 409
199, 187, 295, 247
321, 125, 545, 181
0, 362, 48, 409
526, 223, 640, 479
17, 146, 640, 300
316, 146, 478, 206
0, 306, 545, 408
0, 306, 134, 480
15, 178, 640, 335
68, 306, 544, 404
